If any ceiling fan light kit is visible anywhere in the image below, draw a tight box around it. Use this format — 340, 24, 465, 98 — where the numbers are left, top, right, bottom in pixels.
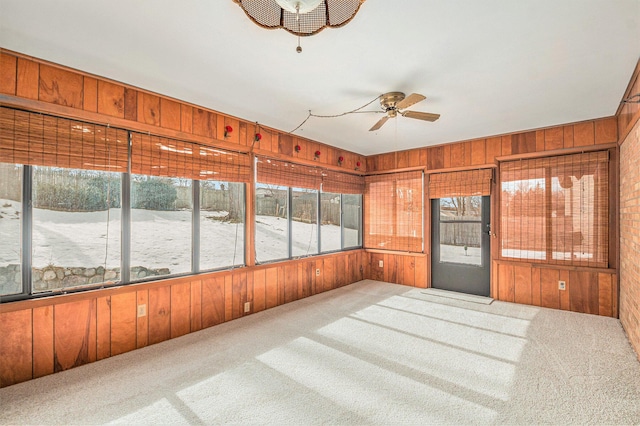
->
233, 0, 366, 52
368, 92, 440, 131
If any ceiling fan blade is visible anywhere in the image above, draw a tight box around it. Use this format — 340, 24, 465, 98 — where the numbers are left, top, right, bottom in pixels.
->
396, 93, 426, 110
401, 110, 440, 122
369, 115, 389, 131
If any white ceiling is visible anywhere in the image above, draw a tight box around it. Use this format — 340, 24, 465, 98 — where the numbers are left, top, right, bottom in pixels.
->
1, 0, 639, 155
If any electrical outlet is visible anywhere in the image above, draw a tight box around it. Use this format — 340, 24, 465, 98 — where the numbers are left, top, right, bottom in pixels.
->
378, 260, 384, 268
316, 268, 320, 276
244, 302, 251, 313
558, 280, 566, 291
137, 304, 147, 317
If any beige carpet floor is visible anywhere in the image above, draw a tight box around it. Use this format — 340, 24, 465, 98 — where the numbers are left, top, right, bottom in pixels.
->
1, 279, 639, 425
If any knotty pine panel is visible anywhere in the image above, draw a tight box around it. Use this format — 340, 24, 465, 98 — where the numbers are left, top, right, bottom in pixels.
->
594, 117, 617, 144
83, 77, 98, 113
219, 115, 240, 145
563, 125, 574, 148
160, 98, 181, 131
170, 282, 191, 338
498, 263, 515, 302
559, 270, 570, 311
224, 275, 233, 321
512, 131, 537, 154
136, 290, 149, 349
201, 276, 225, 327
0, 52, 17, 95
193, 108, 216, 138
284, 264, 298, 303
335, 255, 346, 288
323, 257, 335, 291
513, 265, 532, 305
53, 300, 97, 372
123, 88, 137, 121
148, 286, 171, 345
232, 272, 247, 319
39, 64, 83, 108
180, 104, 193, 134
16, 57, 39, 100
414, 255, 427, 288
531, 267, 542, 307
442, 144, 452, 168
96, 296, 111, 359
403, 255, 415, 287
137, 92, 160, 126
569, 271, 599, 315
545, 127, 564, 151
485, 137, 502, 163
501, 135, 513, 156
470, 139, 486, 165
111, 292, 137, 355
32, 306, 54, 379
573, 122, 595, 147
540, 268, 560, 310
0, 309, 32, 387
252, 269, 267, 312
97, 80, 124, 118
428, 146, 444, 170
535, 130, 545, 152
190, 280, 203, 332
314, 259, 324, 294
598, 272, 613, 317
264, 267, 279, 309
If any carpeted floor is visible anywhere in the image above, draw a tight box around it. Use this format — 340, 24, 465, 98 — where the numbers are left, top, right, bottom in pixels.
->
1, 280, 639, 425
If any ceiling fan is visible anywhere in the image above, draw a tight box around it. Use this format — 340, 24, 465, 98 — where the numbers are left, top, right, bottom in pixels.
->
366, 92, 440, 131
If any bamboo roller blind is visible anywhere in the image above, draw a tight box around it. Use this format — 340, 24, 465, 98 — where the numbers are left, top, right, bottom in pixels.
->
429, 169, 493, 199
0, 107, 128, 171
364, 171, 423, 252
500, 151, 609, 267
131, 133, 250, 182
256, 157, 364, 193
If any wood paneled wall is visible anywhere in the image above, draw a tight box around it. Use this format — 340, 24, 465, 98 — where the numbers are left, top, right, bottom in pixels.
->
492, 261, 618, 317
366, 118, 618, 174
0, 49, 366, 173
618, 59, 640, 146
365, 251, 427, 288
0, 250, 364, 387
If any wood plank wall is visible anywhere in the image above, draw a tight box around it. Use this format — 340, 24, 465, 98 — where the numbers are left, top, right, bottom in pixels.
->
365, 252, 427, 288
364, 116, 618, 313
0, 49, 366, 173
0, 250, 364, 387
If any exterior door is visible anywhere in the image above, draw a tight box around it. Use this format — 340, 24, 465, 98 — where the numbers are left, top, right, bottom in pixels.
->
431, 195, 490, 296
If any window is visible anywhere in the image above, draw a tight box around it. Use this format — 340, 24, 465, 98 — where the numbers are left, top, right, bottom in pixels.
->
0, 163, 22, 296
320, 192, 341, 253
438, 196, 482, 265
365, 171, 423, 252
255, 183, 289, 262
342, 194, 362, 249
500, 152, 609, 267
292, 187, 318, 257
200, 181, 245, 270
31, 167, 122, 291
255, 157, 364, 264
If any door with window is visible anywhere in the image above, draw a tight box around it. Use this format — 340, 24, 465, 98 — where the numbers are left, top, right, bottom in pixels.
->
431, 195, 490, 296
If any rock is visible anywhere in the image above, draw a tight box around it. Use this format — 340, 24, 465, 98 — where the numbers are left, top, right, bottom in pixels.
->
89, 276, 104, 284
43, 269, 57, 281
62, 275, 88, 286
84, 268, 96, 277
64, 269, 71, 276
56, 268, 64, 280
157, 268, 171, 275
32, 270, 42, 282
137, 270, 147, 278
96, 266, 105, 276
72, 268, 84, 275
104, 270, 117, 280
0, 275, 7, 285
33, 280, 47, 291
14, 272, 21, 283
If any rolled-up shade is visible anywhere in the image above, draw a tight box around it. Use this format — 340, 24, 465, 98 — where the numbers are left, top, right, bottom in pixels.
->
131, 132, 250, 182
364, 171, 423, 252
321, 169, 365, 194
0, 106, 128, 171
429, 168, 492, 199
256, 157, 322, 190
500, 151, 609, 268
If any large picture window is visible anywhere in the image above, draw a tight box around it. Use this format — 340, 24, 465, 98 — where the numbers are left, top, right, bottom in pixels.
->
255, 183, 289, 263
500, 151, 609, 267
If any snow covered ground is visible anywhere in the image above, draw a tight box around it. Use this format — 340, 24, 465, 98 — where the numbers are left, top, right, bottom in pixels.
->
0, 199, 352, 279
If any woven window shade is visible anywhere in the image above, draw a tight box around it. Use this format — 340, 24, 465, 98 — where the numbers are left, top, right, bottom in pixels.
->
500, 151, 609, 267
131, 133, 250, 182
364, 171, 423, 252
256, 157, 322, 190
322, 169, 365, 194
0, 107, 128, 171
429, 169, 492, 199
